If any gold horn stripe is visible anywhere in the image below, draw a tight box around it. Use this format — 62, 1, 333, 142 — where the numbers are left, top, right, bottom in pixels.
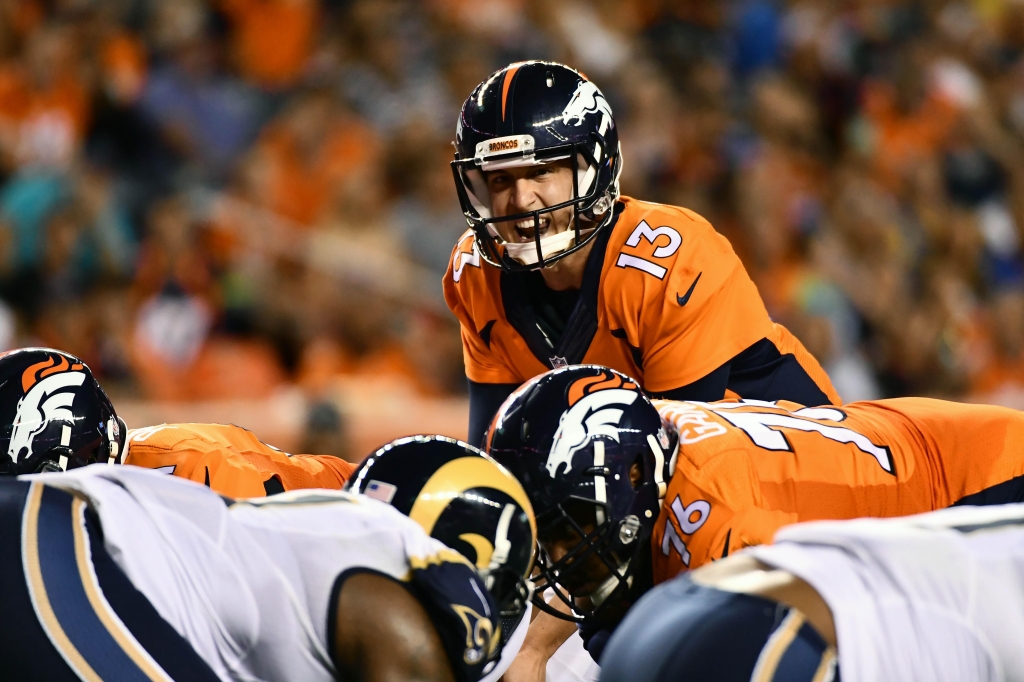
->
22, 484, 103, 682
751, 609, 806, 682
811, 647, 838, 682
408, 457, 537, 543
459, 533, 495, 569
70, 498, 171, 682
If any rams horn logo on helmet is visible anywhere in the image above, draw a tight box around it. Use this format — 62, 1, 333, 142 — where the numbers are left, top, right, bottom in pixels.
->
561, 80, 613, 133
546, 371, 639, 478
8, 355, 86, 464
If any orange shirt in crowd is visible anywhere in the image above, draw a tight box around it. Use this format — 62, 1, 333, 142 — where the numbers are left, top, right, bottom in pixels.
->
651, 397, 1024, 582
862, 82, 959, 191
0, 62, 89, 167
123, 422, 355, 498
220, 0, 318, 89
101, 31, 147, 104
972, 355, 1024, 395
253, 118, 378, 226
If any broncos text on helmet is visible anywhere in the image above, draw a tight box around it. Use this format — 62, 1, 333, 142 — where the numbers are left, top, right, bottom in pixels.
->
451, 61, 622, 271
0, 348, 125, 475
486, 365, 677, 626
345, 435, 537, 644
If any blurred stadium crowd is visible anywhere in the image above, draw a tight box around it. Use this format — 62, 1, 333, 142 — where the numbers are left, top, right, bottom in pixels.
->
3, 0, 1024, 441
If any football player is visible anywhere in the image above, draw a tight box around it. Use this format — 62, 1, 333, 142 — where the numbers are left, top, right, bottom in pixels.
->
486, 364, 1024, 665
0, 464, 503, 681
0, 347, 355, 494
601, 503, 1024, 682
0, 347, 544, 681
444, 61, 840, 446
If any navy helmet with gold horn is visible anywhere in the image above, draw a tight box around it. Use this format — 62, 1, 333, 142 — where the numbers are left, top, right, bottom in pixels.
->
345, 435, 537, 641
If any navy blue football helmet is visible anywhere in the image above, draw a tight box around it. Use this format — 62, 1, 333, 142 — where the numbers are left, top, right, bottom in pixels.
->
451, 61, 622, 272
0, 348, 125, 475
486, 365, 677, 625
346, 435, 536, 643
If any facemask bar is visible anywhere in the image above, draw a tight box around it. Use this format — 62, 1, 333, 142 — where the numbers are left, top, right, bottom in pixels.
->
529, 497, 638, 624
451, 135, 617, 272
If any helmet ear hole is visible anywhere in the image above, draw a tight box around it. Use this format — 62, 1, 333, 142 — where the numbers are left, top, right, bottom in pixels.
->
629, 456, 644, 490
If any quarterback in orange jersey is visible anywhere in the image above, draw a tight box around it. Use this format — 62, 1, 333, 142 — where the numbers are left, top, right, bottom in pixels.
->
446, 61, 838, 445
122, 422, 355, 498
487, 366, 1024, 658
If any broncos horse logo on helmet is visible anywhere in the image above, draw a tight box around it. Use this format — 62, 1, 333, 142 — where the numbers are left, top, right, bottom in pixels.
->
0, 348, 125, 475
547, 371, 639, 478
8, 355, 88, 467
487, 365, 677, 626
561, 80, 613, 132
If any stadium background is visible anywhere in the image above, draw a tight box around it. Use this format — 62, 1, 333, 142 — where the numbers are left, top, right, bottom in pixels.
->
2, 0, 1024, 460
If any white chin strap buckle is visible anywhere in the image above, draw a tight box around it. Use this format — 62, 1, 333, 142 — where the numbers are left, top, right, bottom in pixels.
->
503, 227, 596, 265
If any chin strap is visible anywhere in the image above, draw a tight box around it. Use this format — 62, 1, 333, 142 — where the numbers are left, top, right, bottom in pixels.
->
106, 417, 124, 464
646, 434, 668, 499
590, 559, 632, 607
502, 228, 592, 265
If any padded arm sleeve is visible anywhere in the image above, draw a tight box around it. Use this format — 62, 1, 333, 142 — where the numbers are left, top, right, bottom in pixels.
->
468, 380, 520, 449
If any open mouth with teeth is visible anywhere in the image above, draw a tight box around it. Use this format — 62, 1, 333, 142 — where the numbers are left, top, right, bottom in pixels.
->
510, 216, 552, 242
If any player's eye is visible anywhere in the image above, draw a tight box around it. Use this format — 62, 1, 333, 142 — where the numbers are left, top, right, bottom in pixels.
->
487, 172, 512, 189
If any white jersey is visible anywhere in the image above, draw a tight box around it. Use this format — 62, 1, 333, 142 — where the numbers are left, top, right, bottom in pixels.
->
746, 504, 1024, 682
29, 465, 497, 682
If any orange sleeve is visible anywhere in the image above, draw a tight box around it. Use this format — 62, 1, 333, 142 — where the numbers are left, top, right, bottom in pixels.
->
124, 424, 355, 497
122, 429, 206, 478
651, 447, 798, 582
443, 232, 521, 384
143, 448, 354, 498
186, 447, 275, 498
237, 451, 355, 492
634, 223, 774, 393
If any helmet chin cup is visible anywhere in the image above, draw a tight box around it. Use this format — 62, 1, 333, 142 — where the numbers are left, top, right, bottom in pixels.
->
503, 229, 583, 266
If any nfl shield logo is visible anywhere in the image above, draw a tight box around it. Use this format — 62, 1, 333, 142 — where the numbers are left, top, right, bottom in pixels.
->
550, 356, 568, 369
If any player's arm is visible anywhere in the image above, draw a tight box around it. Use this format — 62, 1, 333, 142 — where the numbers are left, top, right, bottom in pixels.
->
190, 448, 355, 498
656, 449, 798, 577
445, 234, 524, 445
468, 380, 520, 448
650, 362, 731, 402
332, 571, 456, 682
500, 598, 577, 682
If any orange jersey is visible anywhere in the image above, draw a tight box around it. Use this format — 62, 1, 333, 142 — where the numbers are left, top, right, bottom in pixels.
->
443, 196, 839, 403
651, 397, 1024, 582
123, 423, 355, 498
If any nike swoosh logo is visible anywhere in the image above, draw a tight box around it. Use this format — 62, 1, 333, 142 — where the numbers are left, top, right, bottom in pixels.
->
204, 467, 211, 487
676, 272, 702, 306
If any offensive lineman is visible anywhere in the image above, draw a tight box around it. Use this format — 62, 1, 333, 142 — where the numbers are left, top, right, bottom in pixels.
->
0, 346, 357, 496
486, 364, 1024, 664
602, 503, 1024, 682
444, 61, 839, 446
